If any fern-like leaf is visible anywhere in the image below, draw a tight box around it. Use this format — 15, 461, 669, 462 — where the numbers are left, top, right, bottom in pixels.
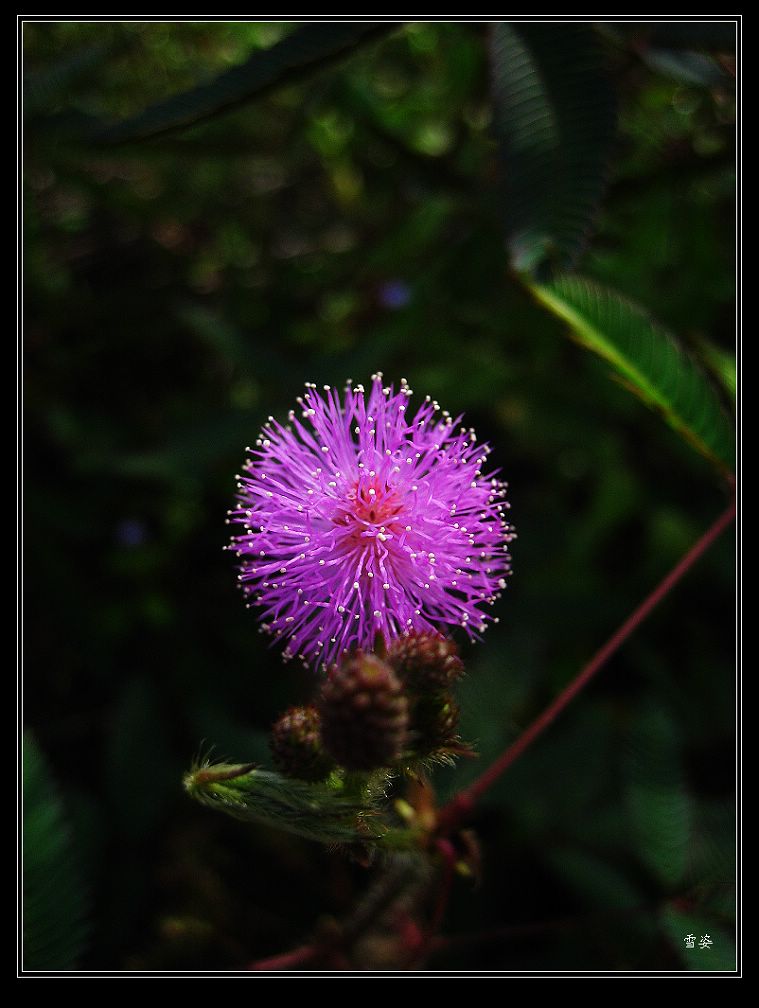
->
623, 707, 692, 888
529, 274, 735, 472
490, 23, 616, 272
93, 24, 396, 144
23, 731, 89, 970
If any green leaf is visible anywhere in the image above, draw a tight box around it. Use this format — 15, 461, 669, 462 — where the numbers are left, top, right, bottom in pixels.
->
23, 731, 89, 970
490, 23, 616, 271
698, 340, 736, 403
690, 799, 735, 886
623, 707, 692, 888
92, 24, 397, 144
529, 274, 735, 471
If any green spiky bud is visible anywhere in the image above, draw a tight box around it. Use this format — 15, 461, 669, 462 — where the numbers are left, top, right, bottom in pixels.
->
183, 761, 384, 846
269, 705, 334, 782
387, 632, 464, 692
319, 653, 409, 771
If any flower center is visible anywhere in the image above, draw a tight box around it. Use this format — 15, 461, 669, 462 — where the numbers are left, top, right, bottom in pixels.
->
331, 476, 405, 549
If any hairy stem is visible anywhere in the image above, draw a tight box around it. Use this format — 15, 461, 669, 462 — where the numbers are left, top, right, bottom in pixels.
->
437, 497, 735, 834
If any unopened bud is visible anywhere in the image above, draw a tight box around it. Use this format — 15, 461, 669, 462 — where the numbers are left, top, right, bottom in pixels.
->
388, 632, 464, 692
319, 652, 409, 771
269, 705, 334, 782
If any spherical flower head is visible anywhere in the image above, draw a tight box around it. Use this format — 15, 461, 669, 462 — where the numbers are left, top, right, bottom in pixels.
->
229, 374, 514, 669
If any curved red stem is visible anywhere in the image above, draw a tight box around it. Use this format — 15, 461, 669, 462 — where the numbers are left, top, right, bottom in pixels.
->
438, 497, 735, 834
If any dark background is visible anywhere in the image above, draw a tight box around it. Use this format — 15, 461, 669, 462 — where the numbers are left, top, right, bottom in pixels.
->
23, 21, 736, 972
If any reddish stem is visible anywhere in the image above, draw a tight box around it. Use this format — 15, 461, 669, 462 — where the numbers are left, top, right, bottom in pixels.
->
247, 944, 320, 971
438, 497, 735, 834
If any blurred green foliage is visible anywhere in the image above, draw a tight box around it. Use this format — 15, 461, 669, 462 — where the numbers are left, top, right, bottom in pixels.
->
23, 732, 90, 970
23, 21, 735, 972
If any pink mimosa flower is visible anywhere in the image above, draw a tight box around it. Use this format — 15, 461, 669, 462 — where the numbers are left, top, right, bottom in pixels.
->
229, 375, 514, 669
